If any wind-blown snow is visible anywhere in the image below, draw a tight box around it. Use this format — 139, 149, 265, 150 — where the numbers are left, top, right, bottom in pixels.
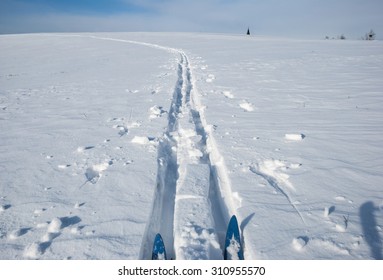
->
0, 33, 382, 260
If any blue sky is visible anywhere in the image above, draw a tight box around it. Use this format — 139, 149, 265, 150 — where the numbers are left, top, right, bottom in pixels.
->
1, 0, 382, 39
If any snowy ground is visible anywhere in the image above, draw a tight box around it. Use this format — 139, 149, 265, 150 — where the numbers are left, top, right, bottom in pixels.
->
0, 33, 382, 260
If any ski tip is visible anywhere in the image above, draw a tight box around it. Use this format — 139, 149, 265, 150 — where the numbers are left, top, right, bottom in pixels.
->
225, 215, 244, 260
229, 215, 239, 225
155, 233, 163, 240
152, 233, 167, 260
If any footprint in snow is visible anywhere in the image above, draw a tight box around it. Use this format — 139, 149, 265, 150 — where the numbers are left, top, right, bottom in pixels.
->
24, 216, 82, 259
0, 204, 11, 212
8, 227, 32, 240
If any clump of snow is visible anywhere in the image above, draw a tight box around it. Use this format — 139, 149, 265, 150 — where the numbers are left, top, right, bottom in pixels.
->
222, 90, 234, 99
285, 134, 305, 141
335, 196, 346, 201
239, 100, 254, 112
127, 121, 141, 128
255, 159, 295, 191
335, 223, 347, 232
226, 236, 241, 260
149, 105, 166, 119
206, 74, 216, 83
85, 162, 110, 184
324, 207, 330, 218
156, 252, 166, 260
292, 237, 308, 251
47, 217, 62, 233
131, 136, 150, 145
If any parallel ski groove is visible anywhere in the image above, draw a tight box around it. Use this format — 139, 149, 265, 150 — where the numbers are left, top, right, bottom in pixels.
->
172, 53, 227, 259
79, 35, 237, 259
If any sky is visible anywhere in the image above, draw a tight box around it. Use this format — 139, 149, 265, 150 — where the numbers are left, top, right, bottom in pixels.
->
0, 0, 382, 39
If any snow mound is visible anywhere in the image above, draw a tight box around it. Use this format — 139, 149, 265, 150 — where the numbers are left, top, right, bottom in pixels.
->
285, 134, 305, 141
131, 136, 150, 145
47, 217, 62, 233
222, 90, 234, 99
149, 105, 166, 119
292, 237, 309, 251
239, 100, 254, 112
85, 162, 110, 184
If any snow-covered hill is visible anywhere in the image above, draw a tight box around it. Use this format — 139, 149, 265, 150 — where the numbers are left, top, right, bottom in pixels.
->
0, 33, 382, 260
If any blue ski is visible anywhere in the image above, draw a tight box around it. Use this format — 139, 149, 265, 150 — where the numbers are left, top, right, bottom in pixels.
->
152, 233, 167, 260
224, 215, 244, 260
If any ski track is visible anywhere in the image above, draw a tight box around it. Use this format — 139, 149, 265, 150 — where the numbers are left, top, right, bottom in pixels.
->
77, 35, 237, 259
249, 165, 306, 225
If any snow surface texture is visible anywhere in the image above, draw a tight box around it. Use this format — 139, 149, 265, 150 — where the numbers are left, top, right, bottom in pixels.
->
0, 33, 382, 260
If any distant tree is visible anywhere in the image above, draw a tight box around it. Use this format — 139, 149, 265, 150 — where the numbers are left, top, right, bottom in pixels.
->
247, 28, 250, 35
339, 34, 346, 40
364, 29, 376, 40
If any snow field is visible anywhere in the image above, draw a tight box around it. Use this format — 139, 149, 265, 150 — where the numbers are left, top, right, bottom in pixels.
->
1, 33, 383, 259
187, 35, 383, 259
0, 34, 178, 259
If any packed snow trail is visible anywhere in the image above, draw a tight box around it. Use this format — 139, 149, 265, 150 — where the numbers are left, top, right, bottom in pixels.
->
140, 50, 232, 260
80, 35, 237, 259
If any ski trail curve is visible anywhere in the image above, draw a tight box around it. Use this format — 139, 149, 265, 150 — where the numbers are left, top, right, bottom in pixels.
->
71, 35, 237, 259
249, 166, 306, 225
